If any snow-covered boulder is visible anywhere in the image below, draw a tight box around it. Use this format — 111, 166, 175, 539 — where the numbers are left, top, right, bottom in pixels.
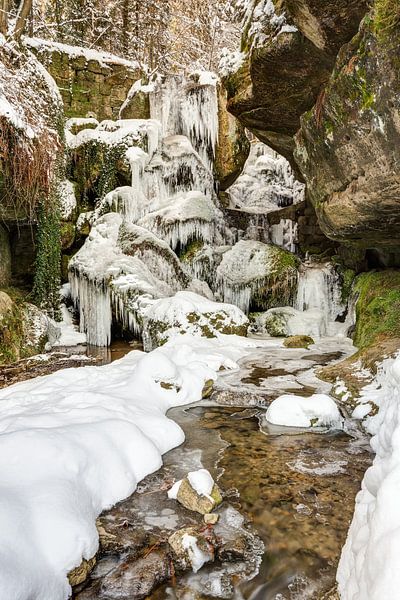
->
168, 469, 223, 515
216, 240, 299, 313
138, 191, 223, 251
266, 393, 343, 429
141, 291, 249, 351
168, 526, 215, 573
253, 306, 327, 338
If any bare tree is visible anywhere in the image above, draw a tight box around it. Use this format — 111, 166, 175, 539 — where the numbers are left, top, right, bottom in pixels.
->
0, 0, 8, 35
14, 0, 33, 40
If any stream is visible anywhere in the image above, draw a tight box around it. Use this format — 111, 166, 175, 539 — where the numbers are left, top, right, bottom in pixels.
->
72, 337, 371, 600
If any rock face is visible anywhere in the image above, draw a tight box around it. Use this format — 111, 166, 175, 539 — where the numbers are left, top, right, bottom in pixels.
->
225, 0, 368, 169
295, 14, 400, 247
215, 83, 250, 190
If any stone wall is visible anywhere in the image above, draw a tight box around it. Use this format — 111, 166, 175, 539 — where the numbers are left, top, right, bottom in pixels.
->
26, 38, 143, 121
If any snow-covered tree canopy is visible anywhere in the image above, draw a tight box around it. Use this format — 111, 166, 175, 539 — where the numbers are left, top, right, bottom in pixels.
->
3, 0, 241, 72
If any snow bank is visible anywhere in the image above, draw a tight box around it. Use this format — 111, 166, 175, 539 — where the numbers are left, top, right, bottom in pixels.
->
266, 393, 343, 429
337, 353, 400, 599
0, 334, 260, 599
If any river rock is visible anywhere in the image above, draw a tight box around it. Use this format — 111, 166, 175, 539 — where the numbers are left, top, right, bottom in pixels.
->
168, 526, 215, 572
284, 335, 314, 348
68, 556, 96, 587
175, 477, 223, 515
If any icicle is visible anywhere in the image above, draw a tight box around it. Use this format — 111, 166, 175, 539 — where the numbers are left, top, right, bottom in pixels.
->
295, 263, 345, 322
270, 219, 298, 253
69, 271, 112, 347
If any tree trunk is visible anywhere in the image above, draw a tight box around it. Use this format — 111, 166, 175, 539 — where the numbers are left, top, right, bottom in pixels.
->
13, 0, 32, 40
0, 0, 8, 36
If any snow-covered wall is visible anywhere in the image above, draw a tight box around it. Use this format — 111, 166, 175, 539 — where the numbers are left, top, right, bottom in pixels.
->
26, 38, 143, 121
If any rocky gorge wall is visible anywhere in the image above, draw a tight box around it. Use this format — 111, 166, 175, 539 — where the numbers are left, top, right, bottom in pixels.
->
226, 0, 400, 255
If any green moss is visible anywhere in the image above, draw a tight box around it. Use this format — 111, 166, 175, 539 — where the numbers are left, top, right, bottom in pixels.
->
283, 335, 314, 349
353, 271, 400, 350
33, 195, 61, 321
179, 240, 204, 263
374, 0, 400, 43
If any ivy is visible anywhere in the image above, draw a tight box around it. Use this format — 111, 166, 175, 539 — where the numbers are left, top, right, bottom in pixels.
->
32, 191, 62, 321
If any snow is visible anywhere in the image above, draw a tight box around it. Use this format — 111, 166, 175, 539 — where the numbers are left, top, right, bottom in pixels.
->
50, 305, 87, 348
337, 353, 400, 599
266, 393, 343, 429
218, 49, 246, 77
0, 96, 34, 137
167, 468, 215, 502
25, 37, 140, 69
167, 479, 182, 500
188, 469, 215, 499
0, 334, 273, 599
182, 533, 212, 573
58, 180, 77, 220
66, 118, 161, 154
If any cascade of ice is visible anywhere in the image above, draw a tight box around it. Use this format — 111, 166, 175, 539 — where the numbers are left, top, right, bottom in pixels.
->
180, 83, 219, 173
270, 218, 298, 253
149, 74, 219, 173
295, 263, 345, 322
69, 273, 112, 346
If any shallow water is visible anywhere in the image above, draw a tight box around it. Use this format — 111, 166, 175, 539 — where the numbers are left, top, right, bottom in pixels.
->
75, 338, 372, 600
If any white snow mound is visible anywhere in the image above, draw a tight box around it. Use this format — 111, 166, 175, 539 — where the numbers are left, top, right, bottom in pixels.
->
266, 393, 343, 429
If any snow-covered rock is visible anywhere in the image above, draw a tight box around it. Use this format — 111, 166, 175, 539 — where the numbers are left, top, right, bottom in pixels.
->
266, 393, 343, 429
141, 291, 249, 351
168, 468, 222, 515
216, 239, 299, 313
254, 306, 328, 339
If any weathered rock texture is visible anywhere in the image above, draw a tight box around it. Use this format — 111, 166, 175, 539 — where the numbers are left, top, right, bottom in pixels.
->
295, 13, 400, 247
26, 39, 143, 120
215, 84, 250, 190
225, 0, 369, 169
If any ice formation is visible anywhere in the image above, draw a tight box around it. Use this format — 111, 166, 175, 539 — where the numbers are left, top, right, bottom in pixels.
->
66, 73, 349, 348
337, 353, 400, 599
216, 239, 298, 313
227, 142, 304, 215
296, 262, 345, 323
149, 73, 219, 172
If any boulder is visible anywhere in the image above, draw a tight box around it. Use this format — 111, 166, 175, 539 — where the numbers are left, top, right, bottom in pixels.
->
216, 240, 299, 313
224, 0, 368, 170
141, 291, 249, 351
214, 82, 250, 190
295, 13, 400, 247
284, 334, 314, 348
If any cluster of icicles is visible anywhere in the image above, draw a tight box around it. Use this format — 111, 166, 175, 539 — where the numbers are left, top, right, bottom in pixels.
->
68, 74, 344, 347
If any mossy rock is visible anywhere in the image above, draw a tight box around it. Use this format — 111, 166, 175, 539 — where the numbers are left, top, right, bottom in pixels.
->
68, 556, 96, 587
352, 270, 400, 351
176, 478, 223, 515
284, 335, 314, 349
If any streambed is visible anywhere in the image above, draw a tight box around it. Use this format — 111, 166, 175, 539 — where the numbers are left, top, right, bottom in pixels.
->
72, 338, 371, 600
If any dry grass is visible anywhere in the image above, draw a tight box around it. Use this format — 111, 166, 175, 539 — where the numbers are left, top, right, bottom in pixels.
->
0, 41, 62, 220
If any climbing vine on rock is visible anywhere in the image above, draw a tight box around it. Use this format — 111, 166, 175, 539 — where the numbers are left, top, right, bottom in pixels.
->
32, 192, 62, 321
